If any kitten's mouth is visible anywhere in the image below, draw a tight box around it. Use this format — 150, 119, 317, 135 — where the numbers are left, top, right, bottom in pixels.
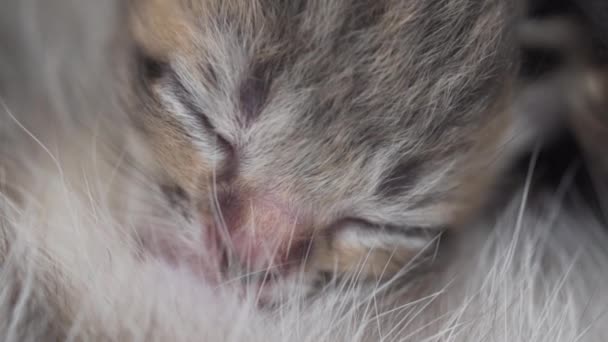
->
150, 190, 314, 293
205, 222, 312, 290
191, 219, 314, 306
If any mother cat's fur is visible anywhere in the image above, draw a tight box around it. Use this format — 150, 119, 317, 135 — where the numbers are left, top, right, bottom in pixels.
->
1, 0, 608, 341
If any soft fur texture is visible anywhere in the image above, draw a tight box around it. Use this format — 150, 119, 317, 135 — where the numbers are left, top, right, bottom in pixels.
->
129, 0, 519, 286
1, 0, 608, 341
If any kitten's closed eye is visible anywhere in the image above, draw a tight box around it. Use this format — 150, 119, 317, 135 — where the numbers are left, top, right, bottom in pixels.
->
308, 219, 442, 281
137, 54, 238, 184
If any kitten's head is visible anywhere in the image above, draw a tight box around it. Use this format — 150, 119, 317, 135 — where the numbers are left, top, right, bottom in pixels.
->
129, 0, 519, 291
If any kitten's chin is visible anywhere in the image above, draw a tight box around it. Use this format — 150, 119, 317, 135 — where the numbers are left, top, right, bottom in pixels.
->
137, 212, 312, 305
134, 214, 225, 286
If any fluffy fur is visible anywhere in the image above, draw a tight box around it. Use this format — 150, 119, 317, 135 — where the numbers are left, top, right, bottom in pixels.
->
1, 0, 608, 341
126, 0, 526, 293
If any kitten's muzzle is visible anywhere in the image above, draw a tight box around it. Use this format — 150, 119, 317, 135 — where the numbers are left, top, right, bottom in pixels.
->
209, 188, 312, 275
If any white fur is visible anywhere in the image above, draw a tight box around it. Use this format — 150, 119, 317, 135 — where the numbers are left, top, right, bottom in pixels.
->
2, 143, 608, 341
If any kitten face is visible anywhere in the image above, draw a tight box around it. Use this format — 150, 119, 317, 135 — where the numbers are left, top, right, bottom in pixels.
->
130, 0, 518, 290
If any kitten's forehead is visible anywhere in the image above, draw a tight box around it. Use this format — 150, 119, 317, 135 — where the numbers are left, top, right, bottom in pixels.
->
135, 0, 517, 223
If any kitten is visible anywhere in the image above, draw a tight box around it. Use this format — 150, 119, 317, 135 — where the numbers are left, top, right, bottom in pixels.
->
1, 0, 608, 341
129, 0, 519, 293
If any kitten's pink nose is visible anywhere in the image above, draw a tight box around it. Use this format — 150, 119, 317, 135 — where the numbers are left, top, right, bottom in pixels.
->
215, 189, 309, 271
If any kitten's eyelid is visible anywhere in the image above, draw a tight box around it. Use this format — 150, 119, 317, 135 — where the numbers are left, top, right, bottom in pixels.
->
213, 132, 236, 161
189, 106, 235, 159
159, 66, 237, 152
154, 73, 237, 177
167, 76, 238, 176
334, 217, 441, 239
140, 55, 236, 157
333, 219, 440, 252
330, 217, 374, 231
